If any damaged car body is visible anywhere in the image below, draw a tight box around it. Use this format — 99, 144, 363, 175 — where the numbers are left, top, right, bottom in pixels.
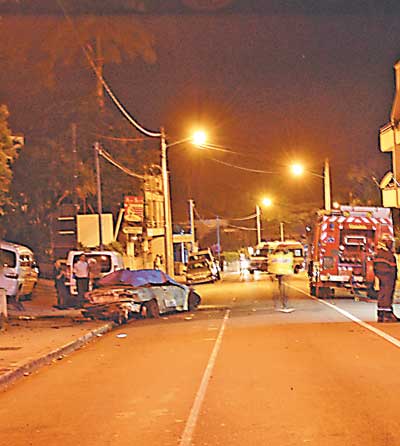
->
82, 269, 201, 324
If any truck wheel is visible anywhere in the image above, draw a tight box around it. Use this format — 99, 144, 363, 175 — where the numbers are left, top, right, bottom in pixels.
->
145, 299, 160, 318
294, 265, 301, 274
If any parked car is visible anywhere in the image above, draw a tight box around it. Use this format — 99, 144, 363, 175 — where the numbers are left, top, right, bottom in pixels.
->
66, 250, 124, 295
185, 259, 219, 285
0, 240, 39, 301
187, 249, 221, 281
82, 269, 201, 324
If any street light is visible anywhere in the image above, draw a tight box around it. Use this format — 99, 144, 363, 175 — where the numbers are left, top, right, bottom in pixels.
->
161, 129, 207, 277
255, 196, 272, 245
290, 159, 332, 211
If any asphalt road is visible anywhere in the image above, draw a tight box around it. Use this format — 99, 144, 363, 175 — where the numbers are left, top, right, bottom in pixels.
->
1, 272, 400, 445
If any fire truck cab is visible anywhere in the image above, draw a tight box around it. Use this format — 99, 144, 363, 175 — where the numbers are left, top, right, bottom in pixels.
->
308, 206, 394, 299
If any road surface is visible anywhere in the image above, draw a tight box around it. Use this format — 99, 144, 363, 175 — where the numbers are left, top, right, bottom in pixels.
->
1, 272, 400, 445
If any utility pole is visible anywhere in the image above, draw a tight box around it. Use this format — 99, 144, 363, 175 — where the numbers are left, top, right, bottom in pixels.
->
216, 216, 221, 260
94, 142, 104, 249
189, 199, 195, 252
324, 158, 332, 212
280, 222, 284, 242
71, 123, 78, 212
255, 205, 261, 245
96, 34, 105, 111
161, 128, 174, 276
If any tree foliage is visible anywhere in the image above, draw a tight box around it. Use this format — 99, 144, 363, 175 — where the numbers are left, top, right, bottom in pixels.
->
0, 15, 156, 91
0, 105, 18, 222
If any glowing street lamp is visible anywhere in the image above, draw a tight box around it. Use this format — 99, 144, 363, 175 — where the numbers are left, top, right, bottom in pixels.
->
192, 130, 207, 146
290, 159, 332, 211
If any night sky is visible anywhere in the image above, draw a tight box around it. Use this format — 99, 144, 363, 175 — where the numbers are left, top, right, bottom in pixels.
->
1, 1, 400, 227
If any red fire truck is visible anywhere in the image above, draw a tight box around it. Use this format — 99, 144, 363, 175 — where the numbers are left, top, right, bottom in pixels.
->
308, 206, 394, 298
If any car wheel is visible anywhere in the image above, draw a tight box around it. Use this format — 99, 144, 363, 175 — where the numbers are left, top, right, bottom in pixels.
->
188, 290, 201, 311
144, 299, 160, 318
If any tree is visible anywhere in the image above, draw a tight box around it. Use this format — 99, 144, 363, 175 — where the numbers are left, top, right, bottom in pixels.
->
0, 15, 156, 107
346, 162, 381, 206
0, 105, 19, 231
3, 138, 95, 258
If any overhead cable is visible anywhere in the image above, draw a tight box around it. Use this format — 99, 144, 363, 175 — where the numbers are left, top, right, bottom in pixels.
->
205, 156, 280, 174
94, 134, 150, 143
56, 0, 161, 139
99, 147, 145, 180
226, 223, 257, 231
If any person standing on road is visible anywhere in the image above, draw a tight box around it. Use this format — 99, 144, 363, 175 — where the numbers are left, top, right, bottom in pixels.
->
53, 260, 70, 309
373, 234, 399, 323
270, 248, 294, 312
73, 254, 89, 306
88, 258, 102, 290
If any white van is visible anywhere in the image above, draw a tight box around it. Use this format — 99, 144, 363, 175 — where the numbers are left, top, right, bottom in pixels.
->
0, 241, 39, 301
66, 250, 124, 295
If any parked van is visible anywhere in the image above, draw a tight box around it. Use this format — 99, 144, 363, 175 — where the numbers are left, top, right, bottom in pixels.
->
66, 250, 124, 295
0, 240, 39, 301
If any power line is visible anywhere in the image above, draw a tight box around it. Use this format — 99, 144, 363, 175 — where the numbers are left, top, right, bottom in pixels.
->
226, 223, 256, 231
205, 156, 281, 174
56, 0, 162, 139
99, 147, 145, 180
94, 134, 151, 143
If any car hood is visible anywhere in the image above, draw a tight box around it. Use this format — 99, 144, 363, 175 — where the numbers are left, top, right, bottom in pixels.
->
99, 268, 186, 290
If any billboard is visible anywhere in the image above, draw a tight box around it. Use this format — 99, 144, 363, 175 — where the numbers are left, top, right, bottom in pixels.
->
124, 196, 144, 223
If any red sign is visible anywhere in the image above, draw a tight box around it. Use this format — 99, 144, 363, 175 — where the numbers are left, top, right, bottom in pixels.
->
124, 196, 144, 223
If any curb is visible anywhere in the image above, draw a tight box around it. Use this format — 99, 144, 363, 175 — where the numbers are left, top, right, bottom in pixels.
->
0, 321, 115, 392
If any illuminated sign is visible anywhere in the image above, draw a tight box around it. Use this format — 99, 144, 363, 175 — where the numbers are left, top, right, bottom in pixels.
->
348, 224, 368, 230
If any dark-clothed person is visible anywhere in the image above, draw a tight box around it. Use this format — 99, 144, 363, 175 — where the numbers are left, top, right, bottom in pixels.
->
73, 254, 89, 306
53, 260, 70, 309
373, 235, 399, 322
88, 258, 102, 290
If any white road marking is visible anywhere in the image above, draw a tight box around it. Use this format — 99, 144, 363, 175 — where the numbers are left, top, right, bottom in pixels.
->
290, 285, 400, 349
179, 309, 230, 446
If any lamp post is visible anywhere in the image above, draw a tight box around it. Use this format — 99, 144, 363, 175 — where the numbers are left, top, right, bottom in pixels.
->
255, 197, 272, 244
291, 159, 332, 211
160, 128, 174, 277
160, 129, 208, 277
94, 141, 104, 249
255, 205, 261, 245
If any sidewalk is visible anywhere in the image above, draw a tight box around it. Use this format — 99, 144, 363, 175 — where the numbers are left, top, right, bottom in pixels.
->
0, 279, 114, 391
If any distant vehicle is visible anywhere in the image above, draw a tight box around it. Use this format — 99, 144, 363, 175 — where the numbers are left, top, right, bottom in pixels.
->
248, 242, 273, 274
271, 240, 304, 273
308, 206, 393, 298
0, 240, 39, 301
248, 241, 304, 274
66, 250, 124, 295
82, 269, 201, 324
187, 249, 221, 281
185, 259, 219, 285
